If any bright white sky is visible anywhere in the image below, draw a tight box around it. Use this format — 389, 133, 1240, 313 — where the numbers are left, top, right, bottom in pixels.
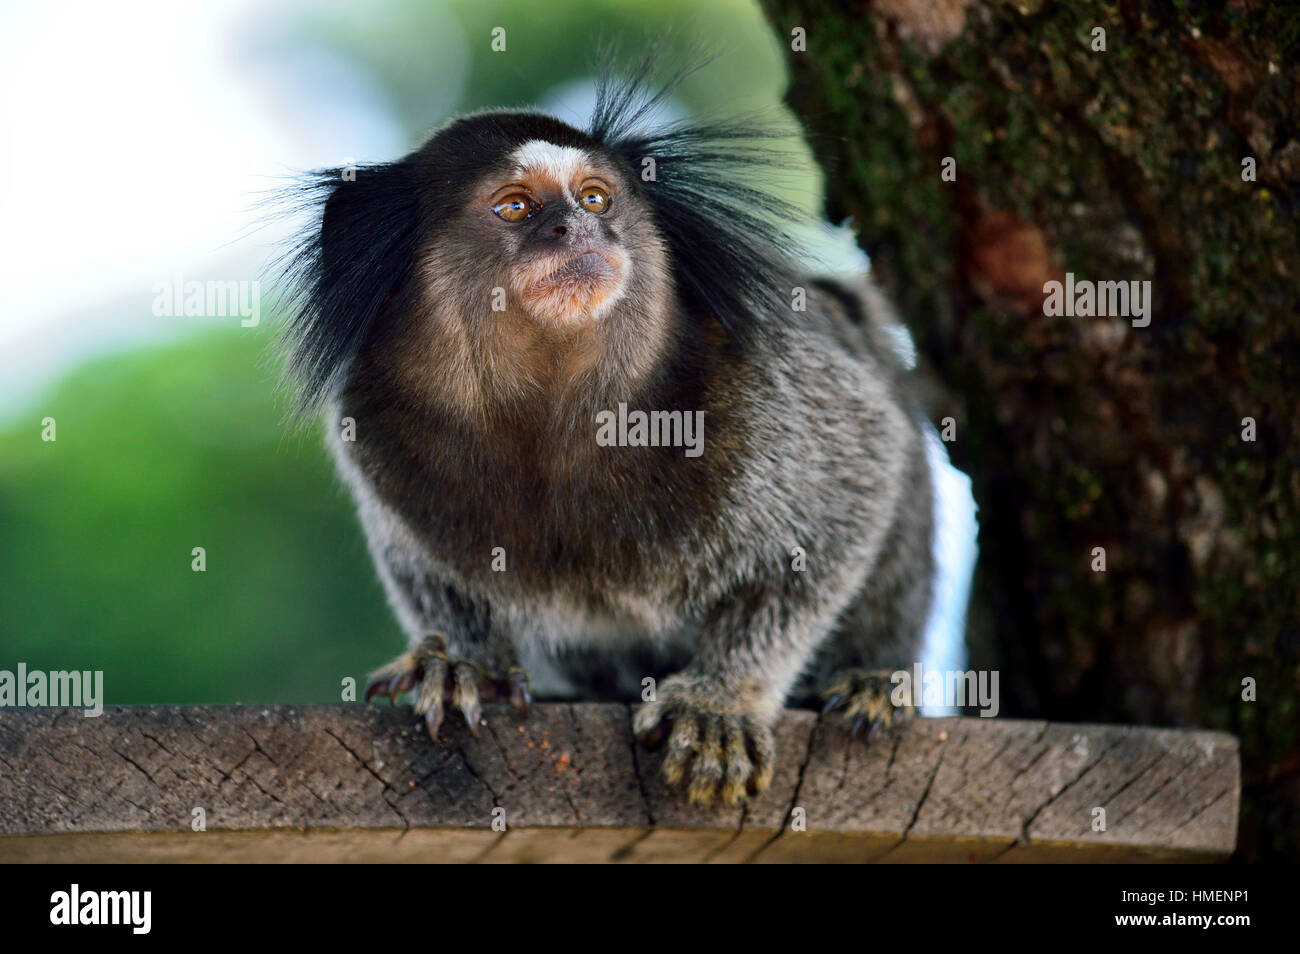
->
0, 0, 409, 415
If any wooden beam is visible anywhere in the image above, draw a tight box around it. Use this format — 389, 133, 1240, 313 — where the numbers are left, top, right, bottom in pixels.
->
0, 704, 1238, 862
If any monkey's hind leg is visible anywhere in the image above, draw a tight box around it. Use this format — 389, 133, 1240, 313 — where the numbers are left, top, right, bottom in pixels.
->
819, 667, 915, 738
365, 634, 531, 741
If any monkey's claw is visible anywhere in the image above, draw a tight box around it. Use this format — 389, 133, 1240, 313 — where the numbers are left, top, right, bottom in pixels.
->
365, 635, 531, 741
507, 667, 532, 717
820, 667, 911, 738
634, 678, 776, 807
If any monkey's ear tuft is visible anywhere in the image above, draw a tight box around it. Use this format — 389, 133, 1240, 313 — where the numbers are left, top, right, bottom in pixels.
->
269, 161, 420, 414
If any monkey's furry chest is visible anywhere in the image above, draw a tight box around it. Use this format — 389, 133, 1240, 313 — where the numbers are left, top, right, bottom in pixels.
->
331, 403, 723, 608
331, 411, 711, 698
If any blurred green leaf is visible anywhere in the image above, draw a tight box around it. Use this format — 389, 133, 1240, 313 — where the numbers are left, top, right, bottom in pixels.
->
0, 331, 401, 704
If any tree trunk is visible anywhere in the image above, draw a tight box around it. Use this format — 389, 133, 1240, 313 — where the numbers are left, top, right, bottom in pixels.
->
758, 0, 1300, 861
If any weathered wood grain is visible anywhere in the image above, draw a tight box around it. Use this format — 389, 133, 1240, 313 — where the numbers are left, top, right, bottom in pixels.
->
0, 704, 1239, 862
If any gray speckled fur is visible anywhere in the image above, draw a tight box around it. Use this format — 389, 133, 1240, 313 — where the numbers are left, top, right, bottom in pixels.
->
330, 274, 933, 710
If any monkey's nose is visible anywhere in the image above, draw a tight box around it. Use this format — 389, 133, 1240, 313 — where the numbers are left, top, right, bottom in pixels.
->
552, 225, 567, 237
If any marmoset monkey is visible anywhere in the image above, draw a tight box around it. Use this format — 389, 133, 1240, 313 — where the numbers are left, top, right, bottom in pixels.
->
275, 59, 945, 806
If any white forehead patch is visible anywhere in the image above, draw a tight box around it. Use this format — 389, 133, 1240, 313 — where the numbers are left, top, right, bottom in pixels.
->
510, 140, 590, 187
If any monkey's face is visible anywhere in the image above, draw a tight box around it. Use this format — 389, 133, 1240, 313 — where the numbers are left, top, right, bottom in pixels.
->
416, 117, 668, 335
482, 140, 634, 326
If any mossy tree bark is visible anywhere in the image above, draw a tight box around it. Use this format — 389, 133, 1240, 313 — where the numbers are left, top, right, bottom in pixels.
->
758, 0, 1299, 860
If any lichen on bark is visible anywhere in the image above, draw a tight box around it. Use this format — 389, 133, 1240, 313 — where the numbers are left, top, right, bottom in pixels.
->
760, 0, 1300, 860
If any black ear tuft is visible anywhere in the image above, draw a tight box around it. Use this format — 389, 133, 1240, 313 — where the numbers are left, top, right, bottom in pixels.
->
271, 161, 420, 413
588, 48, 808, 342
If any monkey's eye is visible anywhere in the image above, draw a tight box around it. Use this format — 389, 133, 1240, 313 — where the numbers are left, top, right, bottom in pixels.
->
578, 185, 611, 215
493, 194, 535, 222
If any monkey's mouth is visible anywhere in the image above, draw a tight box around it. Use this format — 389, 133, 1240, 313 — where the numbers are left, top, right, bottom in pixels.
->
513, 249, 627, 323
541, 250, 618, 285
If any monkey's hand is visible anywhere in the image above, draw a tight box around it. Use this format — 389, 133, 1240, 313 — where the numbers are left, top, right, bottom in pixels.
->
365, 634, 531, 741
634, 672, 777, 807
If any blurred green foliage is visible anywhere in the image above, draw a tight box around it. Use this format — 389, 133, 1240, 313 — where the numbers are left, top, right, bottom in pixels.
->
0, 330, 399, 703
280, 0, 791, 143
